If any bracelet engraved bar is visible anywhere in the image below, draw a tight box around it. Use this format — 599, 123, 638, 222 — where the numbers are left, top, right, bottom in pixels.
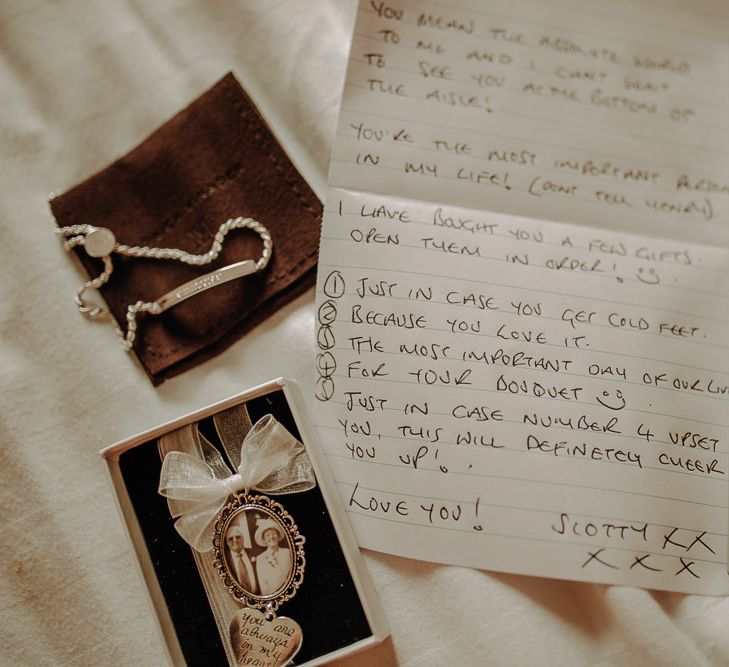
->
154, 260, 259, 313
56, 217, 272, 350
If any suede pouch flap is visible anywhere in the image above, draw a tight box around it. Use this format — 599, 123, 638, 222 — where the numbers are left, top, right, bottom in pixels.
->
51, 73, 322, 384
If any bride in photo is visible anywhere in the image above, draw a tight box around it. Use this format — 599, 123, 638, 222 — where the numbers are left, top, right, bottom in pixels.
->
254, 518, 292, 596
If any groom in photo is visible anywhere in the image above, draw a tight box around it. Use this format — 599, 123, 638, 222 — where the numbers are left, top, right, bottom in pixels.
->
225, 524, 259, 595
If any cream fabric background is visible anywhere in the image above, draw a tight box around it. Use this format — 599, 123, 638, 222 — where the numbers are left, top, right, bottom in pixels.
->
1, 1, 728, 665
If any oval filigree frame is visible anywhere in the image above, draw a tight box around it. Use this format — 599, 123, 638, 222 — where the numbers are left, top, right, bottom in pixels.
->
212, 490, 306, 611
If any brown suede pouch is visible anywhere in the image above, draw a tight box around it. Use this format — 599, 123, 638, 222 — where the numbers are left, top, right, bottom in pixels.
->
50, 73, 322, 385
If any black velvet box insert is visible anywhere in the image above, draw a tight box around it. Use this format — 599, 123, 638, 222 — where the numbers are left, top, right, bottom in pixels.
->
101, 378, 388, 666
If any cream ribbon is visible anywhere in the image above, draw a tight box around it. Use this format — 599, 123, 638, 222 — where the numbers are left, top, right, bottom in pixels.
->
158, 414, 315, 552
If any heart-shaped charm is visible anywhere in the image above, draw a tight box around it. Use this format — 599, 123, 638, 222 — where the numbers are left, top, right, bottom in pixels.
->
229, 607, 302, 667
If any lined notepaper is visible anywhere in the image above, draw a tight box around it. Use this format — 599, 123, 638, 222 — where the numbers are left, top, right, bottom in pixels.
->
314, 0, 729, 594
332, 0, 729, 238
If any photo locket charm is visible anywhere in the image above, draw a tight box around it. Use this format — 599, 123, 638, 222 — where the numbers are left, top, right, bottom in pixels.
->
213, 488, 306, 667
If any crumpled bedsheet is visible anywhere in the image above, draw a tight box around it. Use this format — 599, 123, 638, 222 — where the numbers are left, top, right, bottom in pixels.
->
1, 1, 728, 665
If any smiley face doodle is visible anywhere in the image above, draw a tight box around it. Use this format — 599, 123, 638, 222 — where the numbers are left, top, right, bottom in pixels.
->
636, 267, 660, 285
596, 389, 626, 410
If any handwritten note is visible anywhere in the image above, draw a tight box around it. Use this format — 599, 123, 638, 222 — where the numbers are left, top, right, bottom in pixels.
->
314, 0, 729, 594
315, 189, 729, 593
331, 0, 729, 239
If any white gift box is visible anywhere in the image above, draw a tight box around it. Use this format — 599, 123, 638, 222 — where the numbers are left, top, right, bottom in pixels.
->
101, 377, 390, 666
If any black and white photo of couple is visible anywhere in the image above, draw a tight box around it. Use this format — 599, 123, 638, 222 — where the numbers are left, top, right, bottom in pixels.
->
224, 510, 293, 597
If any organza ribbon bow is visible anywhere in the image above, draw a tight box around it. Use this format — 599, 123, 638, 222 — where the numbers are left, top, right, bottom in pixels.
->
158, 413, 315, 552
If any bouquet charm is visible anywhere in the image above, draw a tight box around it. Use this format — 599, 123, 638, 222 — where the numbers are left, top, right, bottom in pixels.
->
213, 487, 306, 666
159, 413, 313, 667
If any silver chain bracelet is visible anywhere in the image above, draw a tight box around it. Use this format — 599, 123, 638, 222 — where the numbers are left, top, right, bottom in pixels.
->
57, 217, 272, 350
